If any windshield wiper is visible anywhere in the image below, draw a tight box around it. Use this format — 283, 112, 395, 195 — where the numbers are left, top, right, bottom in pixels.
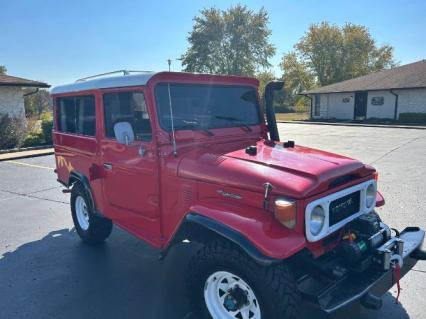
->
214, 115, 252, 132
179, 120, 214, 136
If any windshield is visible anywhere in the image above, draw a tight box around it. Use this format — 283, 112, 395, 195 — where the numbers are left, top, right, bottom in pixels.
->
154, 83, 261, 132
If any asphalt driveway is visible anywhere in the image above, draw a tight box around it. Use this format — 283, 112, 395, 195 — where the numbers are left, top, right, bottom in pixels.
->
0, 123, 425, 319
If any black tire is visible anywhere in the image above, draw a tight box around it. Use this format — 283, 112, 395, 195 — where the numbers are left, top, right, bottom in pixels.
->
186, 239, 300, 319
70, 183, 112, 245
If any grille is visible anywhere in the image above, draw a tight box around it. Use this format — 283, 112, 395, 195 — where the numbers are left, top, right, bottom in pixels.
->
329, 191, 361, 226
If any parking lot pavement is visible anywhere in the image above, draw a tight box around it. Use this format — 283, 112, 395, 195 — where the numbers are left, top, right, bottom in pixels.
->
0, 123, 425, 319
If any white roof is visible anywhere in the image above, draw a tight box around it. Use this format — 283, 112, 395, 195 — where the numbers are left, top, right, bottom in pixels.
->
51, 72, 156, 94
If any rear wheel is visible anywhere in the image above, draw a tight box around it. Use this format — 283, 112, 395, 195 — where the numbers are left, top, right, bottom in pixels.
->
71, 183, 112, 244
186, 240, 300, 319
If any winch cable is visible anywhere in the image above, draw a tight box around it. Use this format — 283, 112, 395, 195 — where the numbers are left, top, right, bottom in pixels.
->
391, 255, 403, 304
394, 263, 402, 304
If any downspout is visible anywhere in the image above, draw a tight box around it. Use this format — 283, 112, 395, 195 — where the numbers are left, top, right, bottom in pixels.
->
303, 94, 313, 118
23, 88, 39, 97
390, 89, 399, 120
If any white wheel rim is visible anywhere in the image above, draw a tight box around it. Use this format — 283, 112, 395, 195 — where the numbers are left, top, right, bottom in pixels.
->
75, 196, 90, 231
204, 271, 261, 319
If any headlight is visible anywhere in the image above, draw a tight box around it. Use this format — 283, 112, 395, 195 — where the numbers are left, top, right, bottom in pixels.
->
310, 205, 325, 236
366, 183, 376, 208
274, 198, 297, 229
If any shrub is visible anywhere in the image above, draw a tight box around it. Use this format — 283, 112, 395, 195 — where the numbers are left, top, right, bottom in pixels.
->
398, 113, 426, 124
295, 103, 310, 113
22, 133, 45, 147
0, 115, 26, 150
26, 116, 42, 134
40, 112, 53, 144
274, 106, 293, 113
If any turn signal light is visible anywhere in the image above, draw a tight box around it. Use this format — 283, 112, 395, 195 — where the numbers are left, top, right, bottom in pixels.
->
274, 198, 297, 229
373, 171, 379, 181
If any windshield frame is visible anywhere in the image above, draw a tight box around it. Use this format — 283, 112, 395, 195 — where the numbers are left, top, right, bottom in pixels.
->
153, 82, 262, 133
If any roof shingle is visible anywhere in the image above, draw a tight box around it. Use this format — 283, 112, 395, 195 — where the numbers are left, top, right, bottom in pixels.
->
303, 60, 426, 94
0, 74, 50, 88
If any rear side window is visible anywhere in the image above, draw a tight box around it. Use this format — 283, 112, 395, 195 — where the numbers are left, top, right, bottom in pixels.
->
103, 92, 152, 141
57, 95, 96, 136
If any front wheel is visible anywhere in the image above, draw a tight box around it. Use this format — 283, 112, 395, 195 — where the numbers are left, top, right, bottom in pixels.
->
186, 240, 300, 319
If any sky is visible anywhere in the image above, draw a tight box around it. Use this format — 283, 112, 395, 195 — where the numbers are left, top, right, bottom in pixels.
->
1, 0, 425, 87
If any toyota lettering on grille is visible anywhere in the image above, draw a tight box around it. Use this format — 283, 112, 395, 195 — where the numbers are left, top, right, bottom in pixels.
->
329, 191, 361, 226
330, 197, 353, 214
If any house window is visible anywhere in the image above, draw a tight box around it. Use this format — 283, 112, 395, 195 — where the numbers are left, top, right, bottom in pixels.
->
103, 92, 152, 141
57, 95, 96, 136
371, 97, 384, 105
314, 94, 321, 116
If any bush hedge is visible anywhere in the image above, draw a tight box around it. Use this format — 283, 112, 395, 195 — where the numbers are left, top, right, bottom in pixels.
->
37, 112, 54, 144
274, 105, 310, 113
0, 115, 26, 150
398, 112, 426, 124
274, 106, 293, 113
0, 112, 54, 150
22, 133, 45, 147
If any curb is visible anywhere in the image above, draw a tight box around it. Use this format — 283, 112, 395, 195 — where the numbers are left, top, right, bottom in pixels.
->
0, 146, 54, 162
0, 145, 53, 155
277, 121, 426, 130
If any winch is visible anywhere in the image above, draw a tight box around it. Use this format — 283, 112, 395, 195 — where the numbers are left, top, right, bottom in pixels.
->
339, 212, 399, 270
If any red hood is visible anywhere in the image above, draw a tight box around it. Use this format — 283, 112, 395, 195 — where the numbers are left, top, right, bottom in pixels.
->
178, 140, 374, 198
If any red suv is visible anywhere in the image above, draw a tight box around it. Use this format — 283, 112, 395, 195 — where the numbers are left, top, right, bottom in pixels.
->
52, 71, 425, 319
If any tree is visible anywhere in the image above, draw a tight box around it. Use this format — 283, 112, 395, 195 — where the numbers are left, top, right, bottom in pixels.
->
256, 71, 275, 98
291, 22, 396, 86
24, 89, 52, 117
280, 52, 315, 106
0, 65, 7, 75
181, 5, 275, 76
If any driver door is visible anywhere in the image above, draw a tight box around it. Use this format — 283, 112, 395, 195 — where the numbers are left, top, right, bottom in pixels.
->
99, 89, 161, 240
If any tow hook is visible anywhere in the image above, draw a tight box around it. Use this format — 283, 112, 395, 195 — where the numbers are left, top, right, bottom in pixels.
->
390, 254, 403, 268
411, 249, 426, 260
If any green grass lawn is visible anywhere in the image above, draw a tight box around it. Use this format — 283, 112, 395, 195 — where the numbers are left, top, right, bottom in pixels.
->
275, 112, 310, 121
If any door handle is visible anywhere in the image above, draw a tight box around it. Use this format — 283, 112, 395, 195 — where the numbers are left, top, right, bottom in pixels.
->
103, 163, 113, 170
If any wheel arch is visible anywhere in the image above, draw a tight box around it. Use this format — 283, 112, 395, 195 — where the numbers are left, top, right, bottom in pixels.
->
168, 212, 282, 266
68, 171, 97, 212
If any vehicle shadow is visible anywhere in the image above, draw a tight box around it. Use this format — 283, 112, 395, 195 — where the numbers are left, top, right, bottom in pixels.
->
0, 228, 194, 319
0, 228, 410, 319
301, 292, 410, 319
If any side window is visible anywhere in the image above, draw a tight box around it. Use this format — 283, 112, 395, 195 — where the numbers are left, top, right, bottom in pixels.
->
76, 96, 96, 136
58, 97, 76, 133
57, 95, 96, 136
103, 92, 152, 141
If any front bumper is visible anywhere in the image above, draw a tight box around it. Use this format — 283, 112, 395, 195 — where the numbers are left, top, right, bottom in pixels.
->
299, 227, 425, 318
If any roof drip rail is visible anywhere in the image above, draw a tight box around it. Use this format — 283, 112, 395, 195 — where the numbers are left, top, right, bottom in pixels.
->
75, 70, 153, 82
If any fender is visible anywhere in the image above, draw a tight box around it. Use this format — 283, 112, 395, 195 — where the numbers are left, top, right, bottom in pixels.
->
167, 202, 307, 265
68, 171, 99, 215
185, 213, 279, 266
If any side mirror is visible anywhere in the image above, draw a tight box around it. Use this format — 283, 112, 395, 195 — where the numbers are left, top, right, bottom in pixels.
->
114, 122, 135, 145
